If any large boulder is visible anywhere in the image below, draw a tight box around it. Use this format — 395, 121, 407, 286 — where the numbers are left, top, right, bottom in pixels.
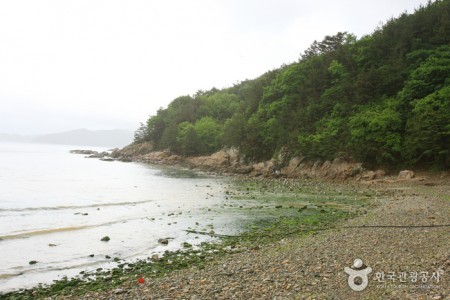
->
374, 169, 386, 179
252, 160, 275, 174
208, 151, 230, 167
233, 166, 254, 174
141, 151, 171, 162
311, 160, 323, 177
186, 150, 230, 170
281, 156, 305, 175
225, 147, 240, 166
362, 171, 376, 181
397, 170, 415, 180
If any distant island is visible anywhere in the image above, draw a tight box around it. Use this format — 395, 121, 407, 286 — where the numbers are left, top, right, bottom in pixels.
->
0, 129, 133, 148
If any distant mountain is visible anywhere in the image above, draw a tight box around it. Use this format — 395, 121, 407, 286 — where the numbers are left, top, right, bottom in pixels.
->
0, 129, 134, 148
0, 133, 34, 143
32, 129, 134, 148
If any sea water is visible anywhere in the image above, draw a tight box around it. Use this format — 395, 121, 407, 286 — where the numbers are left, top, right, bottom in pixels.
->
0, 142, 248, 292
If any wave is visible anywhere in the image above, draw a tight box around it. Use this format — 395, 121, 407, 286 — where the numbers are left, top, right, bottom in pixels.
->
0, 225, 93, 240
0, 273, 19, 280
0, 199, 155, 213
0, 215, 153, 240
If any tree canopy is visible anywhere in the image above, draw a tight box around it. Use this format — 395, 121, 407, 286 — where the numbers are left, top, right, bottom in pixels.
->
135, 0, 450, 170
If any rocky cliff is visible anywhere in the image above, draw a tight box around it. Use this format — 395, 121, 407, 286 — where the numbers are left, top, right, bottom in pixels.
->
120, 144, 375, 180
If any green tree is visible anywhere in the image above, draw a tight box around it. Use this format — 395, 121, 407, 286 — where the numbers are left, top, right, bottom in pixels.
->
222, 113, 247, 149
194, 117, 223, 154
198, 93, 242, 121
404, 85, 450, 168
348, 99, 402, 166
177, 122, 201, 156
133, 122, 149, 143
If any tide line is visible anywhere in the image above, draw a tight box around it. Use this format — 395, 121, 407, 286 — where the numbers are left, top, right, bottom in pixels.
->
0, 199, 155, 213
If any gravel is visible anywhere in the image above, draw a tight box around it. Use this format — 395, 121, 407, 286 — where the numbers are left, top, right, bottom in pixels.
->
57, 178, 449, 299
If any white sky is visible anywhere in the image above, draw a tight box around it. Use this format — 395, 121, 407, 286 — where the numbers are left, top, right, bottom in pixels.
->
0, 0, 429, 135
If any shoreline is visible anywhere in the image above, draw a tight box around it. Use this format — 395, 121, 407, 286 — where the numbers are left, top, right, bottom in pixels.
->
70, 176, 450, 299
1, 176, 372, 298
110, 144, 447, 183
3, 152, 449, 299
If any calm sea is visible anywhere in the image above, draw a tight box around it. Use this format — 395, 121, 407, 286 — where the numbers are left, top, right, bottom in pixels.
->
0, 142, 248, 293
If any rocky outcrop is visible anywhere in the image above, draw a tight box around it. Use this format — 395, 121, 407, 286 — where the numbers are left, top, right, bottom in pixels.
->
77, 143, 422, 182
70, 149, 99, 155
252, 160, 276, 175
87, 152, 109, 158
140, 151, 172, 163
277, 157, 363, 180
118, 142, 153, 157
118, 147, 368, 180
184, 149, 238, 169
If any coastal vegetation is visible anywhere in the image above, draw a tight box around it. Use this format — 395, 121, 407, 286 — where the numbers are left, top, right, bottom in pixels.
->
134, 0, 450, 170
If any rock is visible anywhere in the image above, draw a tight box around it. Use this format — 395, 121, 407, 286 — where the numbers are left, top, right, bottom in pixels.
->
70, 149, 98, 155
167, 155, 181, 161
374, 169, 386, 179
118, 156, 132, 162
233, 166, 254, 174
252, 160, 275, 174
119, 142, 153, 156
29, 260, 38, 265
282, 156, 304, 174
87, 151, 109, 158
115, 288, 126, 294
362, 171, 376, 181
311, 160, 323, 177
209, 151, 231, 166
109, 149, 121, 158
142, 151, 171, 162
397, 170, 415, 180
158, 238, 169, 245
321, 160, 332, 172
101, 236, 110, 242
151, 254, 159, 261
100, 158, 114, 162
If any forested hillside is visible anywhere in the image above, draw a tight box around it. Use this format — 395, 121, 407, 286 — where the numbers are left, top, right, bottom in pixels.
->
134, 0, 450, 170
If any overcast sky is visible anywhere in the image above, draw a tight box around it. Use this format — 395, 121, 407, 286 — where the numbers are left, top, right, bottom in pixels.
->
0, 0, 429, 135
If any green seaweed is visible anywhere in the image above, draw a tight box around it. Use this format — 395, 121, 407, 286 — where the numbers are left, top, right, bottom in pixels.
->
0, 178, 372, 299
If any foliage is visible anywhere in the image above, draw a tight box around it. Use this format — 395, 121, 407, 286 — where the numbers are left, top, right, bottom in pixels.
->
194, 117, 223, 154
404, 85, 450, 168
134, 0, 450, 169
348, 99, 402, 166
